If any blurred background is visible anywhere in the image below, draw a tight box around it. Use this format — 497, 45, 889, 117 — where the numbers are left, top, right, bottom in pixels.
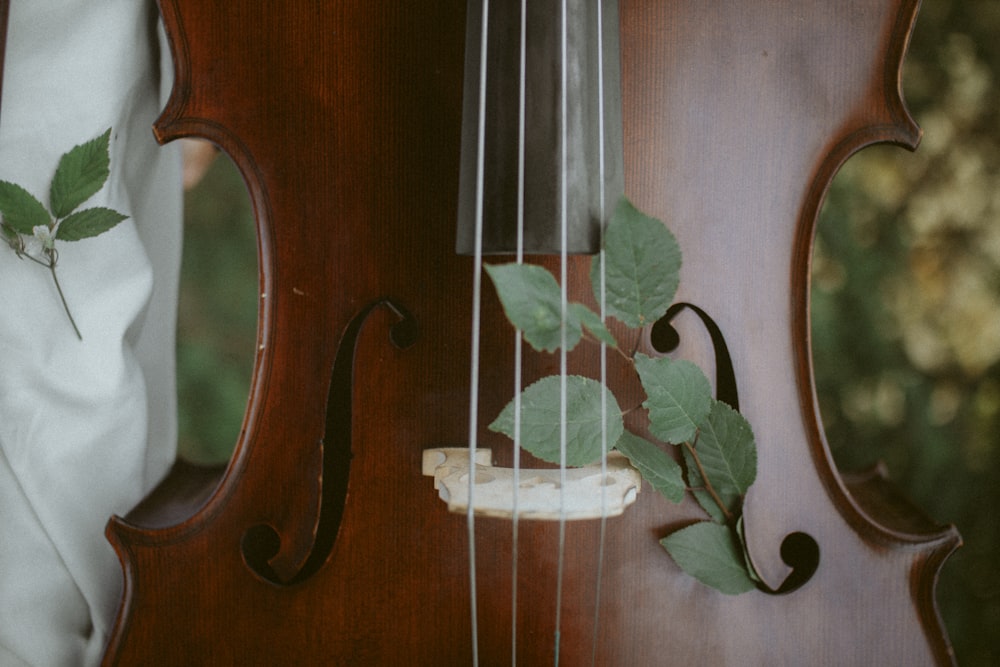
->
175, 1, 999, 662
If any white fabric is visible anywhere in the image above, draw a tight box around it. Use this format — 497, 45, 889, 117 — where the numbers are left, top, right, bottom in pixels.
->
0, 1, 181, 665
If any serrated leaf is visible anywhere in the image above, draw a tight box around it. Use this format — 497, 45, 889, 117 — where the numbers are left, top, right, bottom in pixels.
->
489, 375, 623, 466
634, 354, 712, 444
485, 263, 582, 352
613, 430, 685, 502
591, 197, 680, 329
55, 207, 128, 241
661, 522, 757, 595
684, 401, 756, 520
0, 181, 50, 234
695, 401, 757, 496
568, 303, 618, 349
50, 128, 112, 218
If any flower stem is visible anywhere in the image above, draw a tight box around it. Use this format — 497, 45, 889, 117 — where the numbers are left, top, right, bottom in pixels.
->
48, 259, 82, 340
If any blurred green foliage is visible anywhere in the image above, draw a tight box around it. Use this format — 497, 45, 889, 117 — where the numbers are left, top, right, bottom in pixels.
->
813, 1, 1000, 664
176, 154, 257, 465
176, 1, 999, 662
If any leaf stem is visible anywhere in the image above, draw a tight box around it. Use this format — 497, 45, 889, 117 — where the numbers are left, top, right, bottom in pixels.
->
21, 252, 52, 268
46, 253, 82, 340
683, 436, 734, 524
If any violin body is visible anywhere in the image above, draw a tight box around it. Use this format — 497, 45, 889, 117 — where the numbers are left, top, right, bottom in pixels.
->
103, 1, 959, 664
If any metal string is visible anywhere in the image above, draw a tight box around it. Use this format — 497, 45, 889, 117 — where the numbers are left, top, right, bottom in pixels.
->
554, 0, 570, 663
467, 1, 491, 663
511, 0, 528, 663
591, 2, 611, 662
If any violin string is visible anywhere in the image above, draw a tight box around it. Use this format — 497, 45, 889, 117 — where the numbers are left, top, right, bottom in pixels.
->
591, 1, 610, 664
554, 0, 569, 663
467, 1, 491, 664
511, 0, 528, 663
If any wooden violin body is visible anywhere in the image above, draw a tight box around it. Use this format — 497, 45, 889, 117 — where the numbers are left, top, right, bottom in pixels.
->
103, 1, 959, 664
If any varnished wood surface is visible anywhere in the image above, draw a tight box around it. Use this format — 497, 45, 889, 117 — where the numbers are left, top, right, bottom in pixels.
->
103, 1, 959, 664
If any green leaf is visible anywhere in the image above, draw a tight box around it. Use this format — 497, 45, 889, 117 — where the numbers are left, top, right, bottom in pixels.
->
485, 263, 582, 352
695, 400, 757, 499
489, 375, 624, 466
634, 354, 712, 444
568, 303, 618, 349
613, 430, 685, 503
661, 522, 757, 595
0, 181, 50, 234
50, 128, 112, 218
591, 197, 680, 329
55, 207, 128, 241
683, 403, 756, 521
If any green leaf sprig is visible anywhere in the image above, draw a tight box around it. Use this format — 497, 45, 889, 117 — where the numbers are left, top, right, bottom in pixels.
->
0, 129, 129, 339
485, 196, 760, 595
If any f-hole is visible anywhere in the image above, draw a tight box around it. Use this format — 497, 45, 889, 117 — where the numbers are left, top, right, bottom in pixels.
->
241, 298, 418, 585
650, 303, 820, 595
649, 302, 740, 410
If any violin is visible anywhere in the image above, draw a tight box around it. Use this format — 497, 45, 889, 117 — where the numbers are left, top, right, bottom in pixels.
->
103, 1, 960, 664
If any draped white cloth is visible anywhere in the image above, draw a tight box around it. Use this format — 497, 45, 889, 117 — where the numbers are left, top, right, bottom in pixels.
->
0, 2, 181, 664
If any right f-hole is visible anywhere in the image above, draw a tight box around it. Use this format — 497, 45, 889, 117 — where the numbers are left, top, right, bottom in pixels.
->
651, 303, 821, 595
649, 302, 740, 410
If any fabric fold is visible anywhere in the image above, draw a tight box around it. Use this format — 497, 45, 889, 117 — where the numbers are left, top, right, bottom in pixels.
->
0, 2, 181, 664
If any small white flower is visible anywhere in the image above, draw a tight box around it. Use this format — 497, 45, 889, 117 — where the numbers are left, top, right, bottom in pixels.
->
32, 224, 55, 251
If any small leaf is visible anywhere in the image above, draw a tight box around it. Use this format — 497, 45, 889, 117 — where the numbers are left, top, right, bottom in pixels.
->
0, 181, 50, 234
634, 354, 712, 444
613, 430, 685, 503
568, 303, 618, 349
684, 403, 756, 521
489, 375, 624, 466
591, 197, 681, 329
485, 263, 582, 352
55, 207, 128, 241
693, 400, 757, 501
50, 128, 112, 218
661, 522, 757, 595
